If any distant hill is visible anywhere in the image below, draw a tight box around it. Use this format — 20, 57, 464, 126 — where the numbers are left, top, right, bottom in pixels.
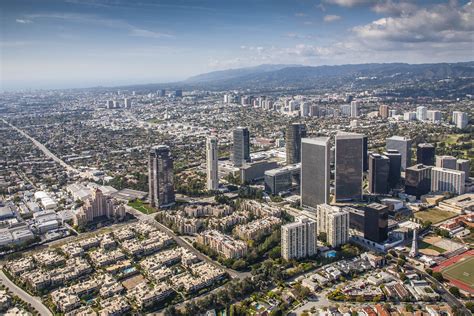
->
182, 62, 474, 90
184, 64, 300, 83
115, 61, 474, 94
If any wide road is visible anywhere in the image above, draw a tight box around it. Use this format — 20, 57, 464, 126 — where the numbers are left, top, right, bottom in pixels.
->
125, 206, 250, 279
1, 118, 78, 174
0, 270, 52, 316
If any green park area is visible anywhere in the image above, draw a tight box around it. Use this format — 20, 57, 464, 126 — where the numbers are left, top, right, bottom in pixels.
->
128, 199, 155, 214
442, 256, 474, 288
414, 208, 458, 224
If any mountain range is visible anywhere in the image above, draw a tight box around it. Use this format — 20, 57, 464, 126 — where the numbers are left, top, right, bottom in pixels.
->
118, 61, 474, 93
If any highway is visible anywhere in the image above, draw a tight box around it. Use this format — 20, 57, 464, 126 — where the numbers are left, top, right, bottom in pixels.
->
125, 206, 250, 279
0, 270, 52, 316
1, 118, 79, 174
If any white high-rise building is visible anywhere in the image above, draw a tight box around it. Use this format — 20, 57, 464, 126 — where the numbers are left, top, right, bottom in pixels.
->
404, 112, 417, 121
106, 100, 114, 109
316, 204, 349, 247
350, 101, 359, 118
206, 136, 219, 190
427, 110, 441, 123
281, 217, 317, 260
124, 98, 132, 108
300, 102, 310, 117
416, 106, 427, 121
453, 111, 468, 129
431, 167, 465, 195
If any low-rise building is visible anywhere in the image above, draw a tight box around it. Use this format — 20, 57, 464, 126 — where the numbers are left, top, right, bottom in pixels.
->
197, 230, 248, 259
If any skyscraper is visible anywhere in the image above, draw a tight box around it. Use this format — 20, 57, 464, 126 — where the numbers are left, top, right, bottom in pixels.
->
417, 143, 435, 166
416, 106, 427, 121
427, 110, 441, 123
124, 98, 132, 108
281, 217, 317, 260
232, 127, 250, 167
431, 167, 465, 195
368, 153, 390, 194
363, 135, 368, 172
386, 136, 412, 170
149, 145, 175, 208
350, 101, 358, 118
379, 105, 389, 119
384, 149, 401, 189
456, 159, 470, 176
206, 137, 219, 191
286, 123, 307, 164
301, 137, 330, 208
405, 164, 432, 198
452, 111, 468, 129
435, 155, 457, 170
364, 203, 388, 243
335, 133, 363, 201
316, 204, 349, 247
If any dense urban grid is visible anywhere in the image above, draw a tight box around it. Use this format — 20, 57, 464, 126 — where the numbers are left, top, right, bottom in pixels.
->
0, 69, 473, 316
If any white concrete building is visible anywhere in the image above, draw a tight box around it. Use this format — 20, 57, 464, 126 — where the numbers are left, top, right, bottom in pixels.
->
281, 216, 317, 260
316, 204, 349, 247
431, 167, 465, 195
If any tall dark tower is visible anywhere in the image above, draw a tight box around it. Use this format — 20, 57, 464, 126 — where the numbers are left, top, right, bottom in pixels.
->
363, 135, 368, 172
149, 145, 175, 208
335, 132, 364, 201
286, 123, 307, 164
364, 203, 388, 243
417, 143, 435, 166
384, 150, 402, 189
232, 127, 250, 167
368, 153, 390, 194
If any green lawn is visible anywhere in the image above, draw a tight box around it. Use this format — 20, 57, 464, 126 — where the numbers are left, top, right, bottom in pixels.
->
442, 256, 474, 287
128, 199, 155, 214
419, 241, 446, 254
414, 208, 458, 224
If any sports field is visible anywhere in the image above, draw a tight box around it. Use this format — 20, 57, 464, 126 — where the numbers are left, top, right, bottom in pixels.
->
414, 208, 458, 224
442, 256, 474, 291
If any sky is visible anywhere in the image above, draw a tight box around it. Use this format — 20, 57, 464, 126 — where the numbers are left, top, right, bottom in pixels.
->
1, 0, 473, 91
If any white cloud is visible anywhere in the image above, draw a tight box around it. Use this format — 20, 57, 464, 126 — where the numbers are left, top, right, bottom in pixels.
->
371, 1, 417, 15
323, 15, 341, 22
129, 28, 173, 39
324, 0, 375, 8
353, 1, 473, 43
295, 12, 307, 17
15, 19, 32, 24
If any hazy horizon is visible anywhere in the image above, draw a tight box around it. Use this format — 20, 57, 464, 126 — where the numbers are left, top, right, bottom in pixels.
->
2, 0, 473, 91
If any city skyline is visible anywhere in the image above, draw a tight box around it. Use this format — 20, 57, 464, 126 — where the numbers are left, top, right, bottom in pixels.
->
2, 0, 473, 91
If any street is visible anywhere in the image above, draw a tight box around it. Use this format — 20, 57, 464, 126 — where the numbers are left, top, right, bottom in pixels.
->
0, 270, 52, 316
1, 118, 79, 174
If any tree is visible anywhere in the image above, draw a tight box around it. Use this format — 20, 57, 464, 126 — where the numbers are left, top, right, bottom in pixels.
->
405, 304, 414, 312
465, 301, 474, 313
432, 272, 444, 282
449, 286, 461, 297
318, 232, 327, 242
